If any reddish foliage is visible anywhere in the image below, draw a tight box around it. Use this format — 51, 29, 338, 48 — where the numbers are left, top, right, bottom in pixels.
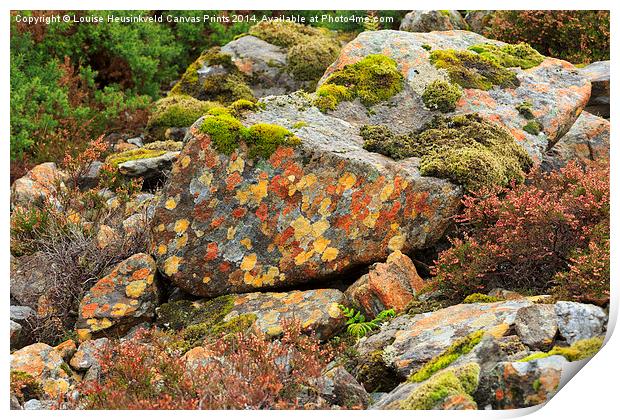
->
433, 161, 609, 301
484, 11, 610, 64
67, 321, 338, 409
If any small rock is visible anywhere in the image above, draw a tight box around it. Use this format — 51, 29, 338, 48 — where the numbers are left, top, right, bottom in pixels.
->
114, 141, 138, 152
117, 151, 180, 178
400, 10, 467, 32
464, 10, 494, 33
75, 253, 160, 341
579, 60, 609, 118
515, 304, 558, 350
126, 136, 144, 148
96, 225, 120, 249
164, 127, 188, 142
23, 399, 43, 410
78, 160, 103, 190
10, 320, 22, 349
11, 253, 54, 309
70, 337, 109, 383
320, 365, 370, 408
11, 162, 65, 208
487, 356, 565, 409
122, 213, 148, 236
54, 339, 77, 361
345, 250, 425, 317
555, 301, 607, 344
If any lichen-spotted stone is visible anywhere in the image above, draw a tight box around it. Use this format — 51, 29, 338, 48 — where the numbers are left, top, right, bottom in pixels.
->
150, 92, 463, 297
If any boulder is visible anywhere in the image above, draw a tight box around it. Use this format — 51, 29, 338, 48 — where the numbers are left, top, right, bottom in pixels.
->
554, 301, 607, 345
355, 300, 532, 380
486, 356, 564, 409
400, 11, 467, 32
70, 338, 109, 382
150, 93, 462, 297
10, 253, 54, 308
10, 320, 22, 349
10, 162, 65, 208
156, 289, 347, 340
464, 10, 494, 33
345, 250, 425, 317
78, 160, 103, 190
514, 304, 558, 350
75, 253, 160, 342
10, 342, 75, 399
542, 111, 609, 170
320, 30, 591, 160
578, 60, 609, 118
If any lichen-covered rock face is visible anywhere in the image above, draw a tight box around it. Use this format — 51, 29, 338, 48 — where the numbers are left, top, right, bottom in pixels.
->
400, 10, 467, 32
149, 93, 462, 297
345, 250, 425, 317
514, 304, 558, 350
542, 111, 610, 171
10, 162, 65, 208
320, 30, 591, 160
487, 356, 564, 409
320, 365, 370, 408
10, 343, 75, 399
579, 60, 609, 118
554, 301, 607, 345
76, 253, 160, 342
355, 300, 533, 379
223, 289, 347, 339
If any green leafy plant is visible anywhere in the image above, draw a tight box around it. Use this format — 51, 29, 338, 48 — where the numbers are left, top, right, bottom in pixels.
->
339, 305, 395, 338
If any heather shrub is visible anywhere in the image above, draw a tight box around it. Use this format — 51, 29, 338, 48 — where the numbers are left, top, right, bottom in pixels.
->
484, 11, 610, 64
434, 161, 609, 301
66, 321, 339, 409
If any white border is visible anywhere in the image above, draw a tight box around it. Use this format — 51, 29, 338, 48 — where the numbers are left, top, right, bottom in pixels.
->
3, 1, 618, 418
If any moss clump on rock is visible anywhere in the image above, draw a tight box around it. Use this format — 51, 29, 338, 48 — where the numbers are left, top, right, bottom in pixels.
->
156, 295, 235, 330
355, 350, 401, 392
170, 47, 255, 105
523, 120, 543, 135
462, 293, 504, 304
408, 330, 484, 383
468, 42, 544, 70
430, 49, 519, 90
199, 114, 300, 159
174, 313, 258, 352
516, 101, 535, 119
518, 336, 604, 362
400, 363, 480, 410
249, 20, 320, 48
314, 54, 404, 111
422, 80, 463, 112
105, 148, 168, 167
361, 114, 533, 191
146, 95, 216, 138
142, 140, 183, 151
228, 99, 260, 114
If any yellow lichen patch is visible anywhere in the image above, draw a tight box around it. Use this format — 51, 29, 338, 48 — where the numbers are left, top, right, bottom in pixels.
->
202, 276, 211, 284
157, 243, 168, 255
227, 156, 245, 174
380, 183, 395, 201
338, 172, 357, 190
125, 280, 147, 298
254, 266, 280, 286
327, 302, 343, 318
312, 219, 330, 237
296, 173, 318, 190
250, 180, 268, 204
227, 226, 237, 240
291, 215, 312, 240
198, 171, 214, 187
388, 233, 406, 251
174, 219, 190, 234
156, 223, 166, 232
175, 233, 189, 249
313, 236, 331, 254
67, 212, 81, 224
363, 212, 380, 228
318, 197, 332, 217
77, 329, 92, 342
87, 317, 113, 332
295, 249, 315, 265
180, 155, 192, 169
43, 379, 70, 397
240, 253, 258, 271
165, 198, 177, 210
322, 247, 339, 262
488, 323, 510, 338
163, 255, 182, 276
266, 325, 283, 336
240, 238, 253, 250
111, 303, 130, 317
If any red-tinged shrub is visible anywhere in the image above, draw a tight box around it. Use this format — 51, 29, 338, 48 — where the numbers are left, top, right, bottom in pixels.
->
66, 321, 340, 410
484, 11, 610, 64
434, 161, 609, 301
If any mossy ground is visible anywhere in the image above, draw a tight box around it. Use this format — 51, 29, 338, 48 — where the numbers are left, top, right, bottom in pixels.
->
400, 363, 480, 409
314, 54, 404, 111
199, 114, 300, 159
408, 330, 484, 383
361, 114, 533, 191
422, 80, 463, 112
523, 120, 543, 135
170, 47, 255, 105
468, 43, 544, 70
518, 336, 604, 362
